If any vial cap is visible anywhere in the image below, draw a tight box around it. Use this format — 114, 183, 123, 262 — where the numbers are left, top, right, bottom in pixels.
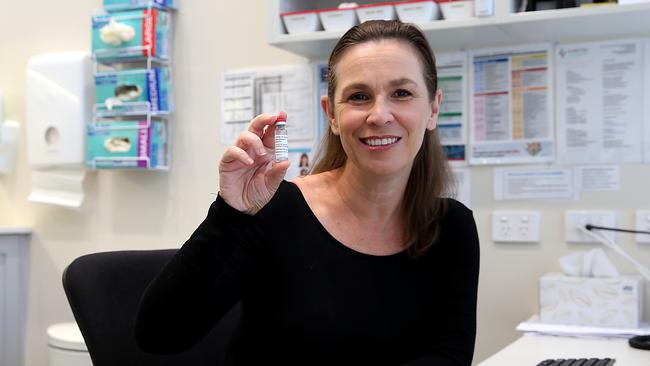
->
276, 115, 286, 123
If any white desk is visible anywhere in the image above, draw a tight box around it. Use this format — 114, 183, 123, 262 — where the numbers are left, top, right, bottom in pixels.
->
479, 334, 649, 366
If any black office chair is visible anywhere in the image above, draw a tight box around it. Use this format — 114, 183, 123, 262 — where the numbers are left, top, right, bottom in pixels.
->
62, 250, 241, 366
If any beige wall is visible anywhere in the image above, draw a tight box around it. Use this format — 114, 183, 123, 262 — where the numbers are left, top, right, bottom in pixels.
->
0, 1, 648, 365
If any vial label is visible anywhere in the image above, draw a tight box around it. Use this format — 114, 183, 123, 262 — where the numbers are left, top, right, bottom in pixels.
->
275, 127, 289, 162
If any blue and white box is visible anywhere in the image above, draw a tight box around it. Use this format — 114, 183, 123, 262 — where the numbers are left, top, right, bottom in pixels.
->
104, 0, 176, 11
86, 120, 167, 169
95, 67, 171, 115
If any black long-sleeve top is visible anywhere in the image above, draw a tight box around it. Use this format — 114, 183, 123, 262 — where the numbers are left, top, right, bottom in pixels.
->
136, 180, 480, 365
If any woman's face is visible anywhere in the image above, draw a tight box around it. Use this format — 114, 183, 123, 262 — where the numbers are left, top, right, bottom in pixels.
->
323, 39, 441, 178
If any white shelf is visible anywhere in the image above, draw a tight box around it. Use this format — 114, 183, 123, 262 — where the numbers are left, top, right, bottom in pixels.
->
268, 3, 650, 57
0, 228, 32, 235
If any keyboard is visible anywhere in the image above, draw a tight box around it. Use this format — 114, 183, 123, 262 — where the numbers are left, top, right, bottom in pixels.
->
536, 359, 615, 366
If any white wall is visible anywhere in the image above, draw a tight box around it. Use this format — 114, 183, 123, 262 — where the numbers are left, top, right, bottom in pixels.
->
0, 1, 648, 365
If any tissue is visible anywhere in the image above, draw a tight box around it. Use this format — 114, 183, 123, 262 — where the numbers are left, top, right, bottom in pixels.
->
540, 249, 643, 328
99, 19, 135, 46
559, 248, 620, 278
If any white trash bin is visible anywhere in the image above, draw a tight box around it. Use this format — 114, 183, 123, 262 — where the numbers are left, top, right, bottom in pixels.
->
47, 322, 93, 366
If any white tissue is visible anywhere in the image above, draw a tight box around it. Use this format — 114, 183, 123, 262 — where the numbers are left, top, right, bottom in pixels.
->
100, 19, 135, 46
559, 248, 620, 278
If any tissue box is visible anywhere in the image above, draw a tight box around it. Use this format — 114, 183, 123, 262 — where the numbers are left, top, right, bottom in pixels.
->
539, 272, 644, 328
86, 120, 167, 169
95, 67, 172, 115
92, 8, 171, 60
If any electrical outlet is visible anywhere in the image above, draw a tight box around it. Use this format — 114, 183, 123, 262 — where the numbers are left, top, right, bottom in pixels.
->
564, 210, 617, 243
636, 210, 650, 244
492, 211, 541, 243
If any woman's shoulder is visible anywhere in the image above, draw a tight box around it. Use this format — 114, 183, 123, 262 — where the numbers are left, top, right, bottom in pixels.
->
291, 172, 335, 201
439, 197, 475, 226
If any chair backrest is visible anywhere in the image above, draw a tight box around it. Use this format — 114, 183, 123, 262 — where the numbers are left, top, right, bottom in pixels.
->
63, 250, 240, 366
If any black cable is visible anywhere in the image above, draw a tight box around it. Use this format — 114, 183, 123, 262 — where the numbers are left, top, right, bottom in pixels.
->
585, 224, 650, 235
585, 224, 650, 352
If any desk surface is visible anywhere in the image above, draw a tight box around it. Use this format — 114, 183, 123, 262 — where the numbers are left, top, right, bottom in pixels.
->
478, 334, 649, 366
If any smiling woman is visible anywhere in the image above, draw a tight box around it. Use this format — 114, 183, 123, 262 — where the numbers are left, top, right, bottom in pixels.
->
136, 20, 480, 366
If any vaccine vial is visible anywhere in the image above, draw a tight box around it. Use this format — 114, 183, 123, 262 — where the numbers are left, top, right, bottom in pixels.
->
274, 116, 289, 163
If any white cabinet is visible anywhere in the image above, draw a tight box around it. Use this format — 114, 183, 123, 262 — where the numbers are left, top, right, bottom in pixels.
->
0, 228, 30, 366
268, 0, 650, 57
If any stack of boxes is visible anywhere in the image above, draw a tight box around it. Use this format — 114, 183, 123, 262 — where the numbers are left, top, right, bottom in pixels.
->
89, 0, 176, 169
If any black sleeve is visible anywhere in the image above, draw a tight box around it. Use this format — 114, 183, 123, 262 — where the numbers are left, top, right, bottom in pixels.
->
403, 201, 480, 366
135, 194, 261, 354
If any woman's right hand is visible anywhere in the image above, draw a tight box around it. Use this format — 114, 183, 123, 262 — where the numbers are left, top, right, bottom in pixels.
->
218, 112, 290, 215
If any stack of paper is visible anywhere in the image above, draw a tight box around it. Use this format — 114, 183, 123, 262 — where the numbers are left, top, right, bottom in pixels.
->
517, 315, 650, 339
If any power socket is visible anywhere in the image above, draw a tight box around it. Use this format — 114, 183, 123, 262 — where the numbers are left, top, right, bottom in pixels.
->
492, 211, 541, 243
636, 210, 650, 244
564, 210, 617, 243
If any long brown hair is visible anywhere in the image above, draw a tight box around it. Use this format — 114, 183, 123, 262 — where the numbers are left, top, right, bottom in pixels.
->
312, 20, 454, 258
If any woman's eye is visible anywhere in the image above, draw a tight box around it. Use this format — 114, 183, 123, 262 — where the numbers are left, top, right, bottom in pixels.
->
394, 89, 412, 98
348, 92, 370, 102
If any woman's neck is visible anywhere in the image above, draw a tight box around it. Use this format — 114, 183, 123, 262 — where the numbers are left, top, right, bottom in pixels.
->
330, 164, 410, 226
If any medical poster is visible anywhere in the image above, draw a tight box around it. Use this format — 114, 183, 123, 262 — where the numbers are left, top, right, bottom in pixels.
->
469, 44, 554, 165
314, 62, 330, 145
220, 64, 314, 145
494, 167, 576, 201
437, 52, 468, 165
556, 39, 645, 164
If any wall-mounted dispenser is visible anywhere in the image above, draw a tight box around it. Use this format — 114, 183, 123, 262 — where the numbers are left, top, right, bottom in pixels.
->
26, 52, 92, 169
25, 53, 92, 208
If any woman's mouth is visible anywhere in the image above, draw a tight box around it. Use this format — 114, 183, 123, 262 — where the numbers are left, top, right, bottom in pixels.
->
360, 137, 401, 147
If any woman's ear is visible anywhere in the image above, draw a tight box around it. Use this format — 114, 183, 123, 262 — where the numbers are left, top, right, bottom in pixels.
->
426, 89, 443, 131
321, 95, 339, 135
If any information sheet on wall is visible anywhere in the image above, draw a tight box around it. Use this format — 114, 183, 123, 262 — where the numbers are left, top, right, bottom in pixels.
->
220, 64, 314, 145
556, 38, 646, 164
470, 44, 554, 165
437, 52, 468, 165
494, 166, 576, 201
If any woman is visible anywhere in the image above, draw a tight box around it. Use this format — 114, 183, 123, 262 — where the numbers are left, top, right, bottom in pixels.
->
136, 20, 479, 365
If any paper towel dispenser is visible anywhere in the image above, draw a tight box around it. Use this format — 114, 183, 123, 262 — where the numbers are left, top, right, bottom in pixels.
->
26, 52, 92, 169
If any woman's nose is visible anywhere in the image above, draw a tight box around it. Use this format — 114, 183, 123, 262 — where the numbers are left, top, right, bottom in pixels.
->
366, 97, 393, 126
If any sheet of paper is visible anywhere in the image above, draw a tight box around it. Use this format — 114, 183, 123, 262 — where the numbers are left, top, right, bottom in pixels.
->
470, 44, 555, 165
575, 165, 620, 191
494, 167, 575, 201
556, 39, 644, 164
437, 52, 469, 165
451, 167, 471, 208
220, 64, 314, 145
